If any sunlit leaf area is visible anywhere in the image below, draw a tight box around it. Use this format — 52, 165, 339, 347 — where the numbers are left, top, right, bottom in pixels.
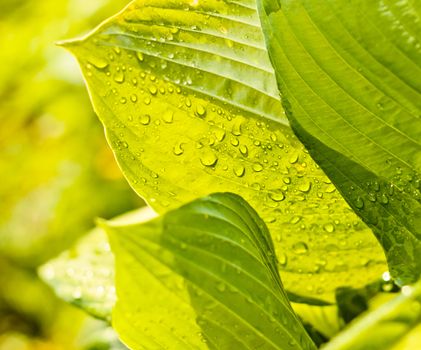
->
1, 0, 420, 349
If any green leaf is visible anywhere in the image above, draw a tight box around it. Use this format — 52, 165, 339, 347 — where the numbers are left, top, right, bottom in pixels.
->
323, 282, 421, 350
65, 0, 387, 302
105, 192, 316, 350
39, 207, 157, 321
257, 0, 421, 284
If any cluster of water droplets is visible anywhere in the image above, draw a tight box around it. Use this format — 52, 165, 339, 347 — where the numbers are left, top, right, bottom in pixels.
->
81, 34, 386, 300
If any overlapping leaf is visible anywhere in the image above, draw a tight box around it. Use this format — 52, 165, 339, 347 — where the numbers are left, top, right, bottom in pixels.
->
258, 0, 421, 284
65, 0, 387, 301
105, 192, 316, 350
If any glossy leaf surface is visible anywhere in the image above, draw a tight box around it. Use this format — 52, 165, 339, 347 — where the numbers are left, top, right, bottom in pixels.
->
258, 0, 421, 284
66, 0, 387, 301
106, 192, 316, 350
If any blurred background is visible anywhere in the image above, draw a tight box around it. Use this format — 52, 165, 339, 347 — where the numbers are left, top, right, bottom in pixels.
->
0, 0, 143, 348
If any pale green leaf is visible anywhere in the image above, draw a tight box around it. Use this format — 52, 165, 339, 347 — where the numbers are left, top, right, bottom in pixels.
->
39, 207, 157, 321
65, 0, 387, 302
258, 0, 421, 284
323, 282, 421, 350
105, 192, 316, 350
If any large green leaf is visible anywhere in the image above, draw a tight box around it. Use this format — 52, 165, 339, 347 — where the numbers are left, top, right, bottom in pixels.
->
323, 282, 421, 350
65, 0, 387, 302
105, 192, 316, 350
257, 0, 421, 284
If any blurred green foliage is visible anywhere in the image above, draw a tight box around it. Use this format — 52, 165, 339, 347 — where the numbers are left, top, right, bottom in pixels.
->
0, 0, 141, 348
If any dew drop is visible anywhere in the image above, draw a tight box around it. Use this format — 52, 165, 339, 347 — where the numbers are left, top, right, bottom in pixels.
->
231, 118, 243, 136
233, 165, 245, 177
149, 86, 158, 95
269, 191, 285, 202
323, 223, 335, 233
299, 181, 312, 193
89, 57, 109, 69
252, 163, 263, 172
214, 128, 226, 142
113, 71, 125, 83
278, 253, 287, 266
290, 216, 301, 224
289, 154, 298, 164
355, 196, 364, 209
283, 177, 291, 184
200, 151, 218, 167
230, 138, 239, 146
195, 104, 207, 117
130, 94, 138, 103
292, 242, 309, 255
136, 52, 144, 62
163, 110, 174, 123
139, 114, 151, 125
143, 97, 151, 105
239, 145, 248, 156
173, 142, 184, 156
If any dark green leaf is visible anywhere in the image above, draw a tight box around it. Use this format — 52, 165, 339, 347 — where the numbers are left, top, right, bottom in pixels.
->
258, 0, 421, 284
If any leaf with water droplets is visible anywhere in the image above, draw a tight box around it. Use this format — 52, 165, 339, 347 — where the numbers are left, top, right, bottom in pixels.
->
105, 192, 317, 350
65, 0, 386, 302
258, 0, 421, 285
38, 207, 156, 321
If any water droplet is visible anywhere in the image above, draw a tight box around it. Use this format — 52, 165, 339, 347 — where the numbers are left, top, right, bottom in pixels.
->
195, 104, 207, 117
239, 145, 248, 156
173, 142, 184, 155
325, 184, 336, 193
290, 216, 301, 224
163, 110, 174, 123
231, 118, 243, 136
252, 163, 263, 172
149, 86, 158, 95
289, 154, 298, 164
214, 128, 225, 142
200, 151, 218, 167
139, 114, 151, 125
368, 192, 377, 202
114, 71, 125, 83
278, 253, 287, 266
292, 242, 308, 255
130, 94, 138, 103
380, 193, 389, 204
230, 138, 239, 146
89, 57, 109, 69
283, 177, 291, 184
185, 98, 192, 108
143, 97, 151, 105
136, 52, 144, 62
233, 165, 245, 177
269, 191, 285, 202
355, 196, 364, 209
323, 223, 335, 233
299, 181, 312, 193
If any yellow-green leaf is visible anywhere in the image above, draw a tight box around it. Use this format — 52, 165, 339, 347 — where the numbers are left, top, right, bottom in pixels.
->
65, 0, 386, 302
